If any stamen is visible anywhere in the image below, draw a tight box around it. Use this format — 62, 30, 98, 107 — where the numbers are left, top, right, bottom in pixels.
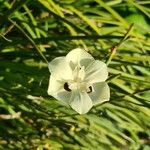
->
87, 86, 92, 93
64, 82, 71, 92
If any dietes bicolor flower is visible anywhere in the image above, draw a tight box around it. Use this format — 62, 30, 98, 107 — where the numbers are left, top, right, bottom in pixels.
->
47, 48, 110, 114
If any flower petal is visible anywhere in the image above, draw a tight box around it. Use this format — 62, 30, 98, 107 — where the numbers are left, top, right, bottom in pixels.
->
88, 82, 110, 105
66, 48, 94, 69
47, 75, 71, 104
85, 60, 108, 83
48, 57, 72, 80
69, 91, 93, 114
47, 75, 62, 95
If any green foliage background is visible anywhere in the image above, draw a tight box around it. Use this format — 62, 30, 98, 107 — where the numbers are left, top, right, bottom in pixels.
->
0, 0, 150, 149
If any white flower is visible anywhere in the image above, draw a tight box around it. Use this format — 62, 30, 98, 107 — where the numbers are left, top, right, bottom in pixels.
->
47, 48, 110, 114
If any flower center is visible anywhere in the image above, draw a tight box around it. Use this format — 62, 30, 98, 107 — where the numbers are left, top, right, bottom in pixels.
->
63, 66, 92, 93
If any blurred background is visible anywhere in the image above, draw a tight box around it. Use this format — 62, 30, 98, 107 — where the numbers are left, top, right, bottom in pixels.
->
0, 0, 150, 149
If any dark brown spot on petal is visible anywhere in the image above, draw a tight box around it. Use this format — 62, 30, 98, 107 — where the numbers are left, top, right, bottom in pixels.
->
87, 86, 92, 93
64, 82, 71, 92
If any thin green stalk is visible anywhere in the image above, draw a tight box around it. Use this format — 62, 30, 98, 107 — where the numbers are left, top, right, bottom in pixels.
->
8, 18, 48, 64
106, 24, 134, 66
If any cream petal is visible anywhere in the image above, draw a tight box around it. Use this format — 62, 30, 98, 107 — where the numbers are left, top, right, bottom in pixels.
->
47, 75, 62, 95
88, 82, 110, 105
47, 75, 71, 104
69, 91, 93, 114
56, 90, 72, 104
85, 60, 108, 83
48, 57, 72, 80
66, 48, 94, 69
